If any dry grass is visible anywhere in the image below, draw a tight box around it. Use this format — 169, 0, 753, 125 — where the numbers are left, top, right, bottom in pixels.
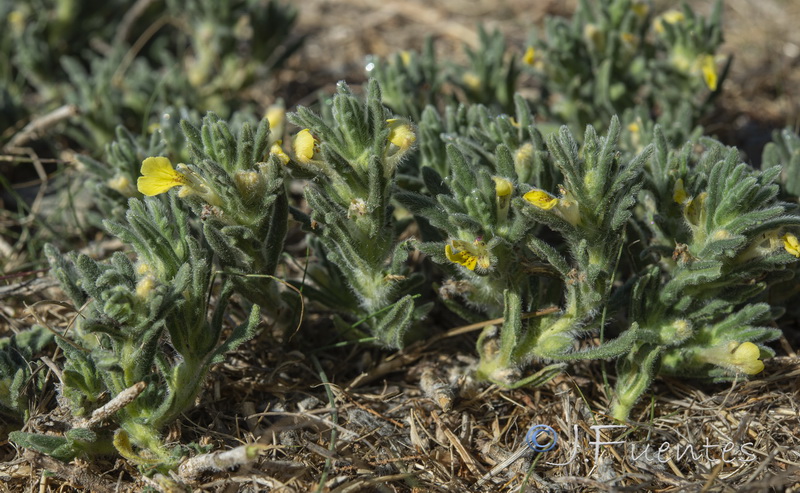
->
3, 1, 800, 491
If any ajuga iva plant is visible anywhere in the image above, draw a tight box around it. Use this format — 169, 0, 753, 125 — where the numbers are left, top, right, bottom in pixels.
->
524, 0, 725, 138
138, 112, 289, 313
0, 325, 53, 434
372, 26, 518, 122
610, 130, 800, 420
415, 95, 554, 184
162, 0, 303, 114
367, 38, 442, 121
5, 0, 132, 98
75, 109, 190, 224
400, 111, 650, 385
286, 80, 428, 348
453, 25, 519, 114
10, 197, 260, 471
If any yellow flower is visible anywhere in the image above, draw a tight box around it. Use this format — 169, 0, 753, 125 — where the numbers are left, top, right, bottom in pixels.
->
583, 24, 605, 52
522, 46, 536, 66
270, 141, 290, 165
699, 54, 718, 91
514, 143, 534, 182
135, 275, 156, 298
631, 1, 649, 19
683, 191, 707, 227
445, 239, 491, 273
556, 187, 581, 226
400, 51, 412, 66
673, 178, 688, 205
783, 233, 800, 257
107, 175, 136, 197
729, 342, 765, 375
462, 72, 481, 91
654, 9, 685, 33
493, 177, 513, 222
386, 119, 416, 151
266, 104, 285, 137
700, 341, 765, 375
293, 129, 318, 164
137, 157, 188, 196
492, 177, 513, 198
523, 190, 559, 210
627, 122, 640, 134
8, 10, 26, 35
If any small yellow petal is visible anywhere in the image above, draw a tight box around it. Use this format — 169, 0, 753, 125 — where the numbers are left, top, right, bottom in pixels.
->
492, 177, 513, 197
293, 129, 317, 164
700, 54, 718, 91
137, 157, 186, 196
654, 9, 684, 33
522, 46, 535, 66
662, 10, 685, 24
400, 50, 412, 66
135, 275, 156, 298
387, 120, 416, 150
266, 105, 285, 132
783, 233, 800, 257
730, 342, 764, 375
270, 141, 290, 165
445, 239, 492, 272
445, 243, 477, 271
462, 72, 481, 91
523, 190, 559, 210
107, 175, 134, 196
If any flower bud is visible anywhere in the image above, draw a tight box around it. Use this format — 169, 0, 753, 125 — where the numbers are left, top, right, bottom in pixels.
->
293, 129, 318, 164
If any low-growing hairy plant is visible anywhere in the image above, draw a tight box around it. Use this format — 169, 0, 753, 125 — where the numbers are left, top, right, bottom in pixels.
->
401, 115, 650, 387
611, 133, 799, 419
6, 4, 800, 484
173, 111, 290, 312
0, 325, 53, 432
10, 197, 260, 471
372, 0, 725, 146
286, 80, 431, 348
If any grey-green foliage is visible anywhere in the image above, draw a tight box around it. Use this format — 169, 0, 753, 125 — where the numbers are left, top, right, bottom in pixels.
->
11, 196, 260, 471
399, 95, 799, 420
373, 1, 725, 148
528, 0, 726, 136
6, 0, 133, 96
455, 25, 518, 114
0, 325, 53, 428
400, 113, 651, 385
2, 0, 301, 154
287, 81, 429, 348
163, 0, 303, 109
416, 95, 556, 186
371, 26, 517, 122
367, 38, 442, 121
610, 132, 799, 420
397, 97, 555, 317
762, 127, 800, 199
179, 112, 289, 311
